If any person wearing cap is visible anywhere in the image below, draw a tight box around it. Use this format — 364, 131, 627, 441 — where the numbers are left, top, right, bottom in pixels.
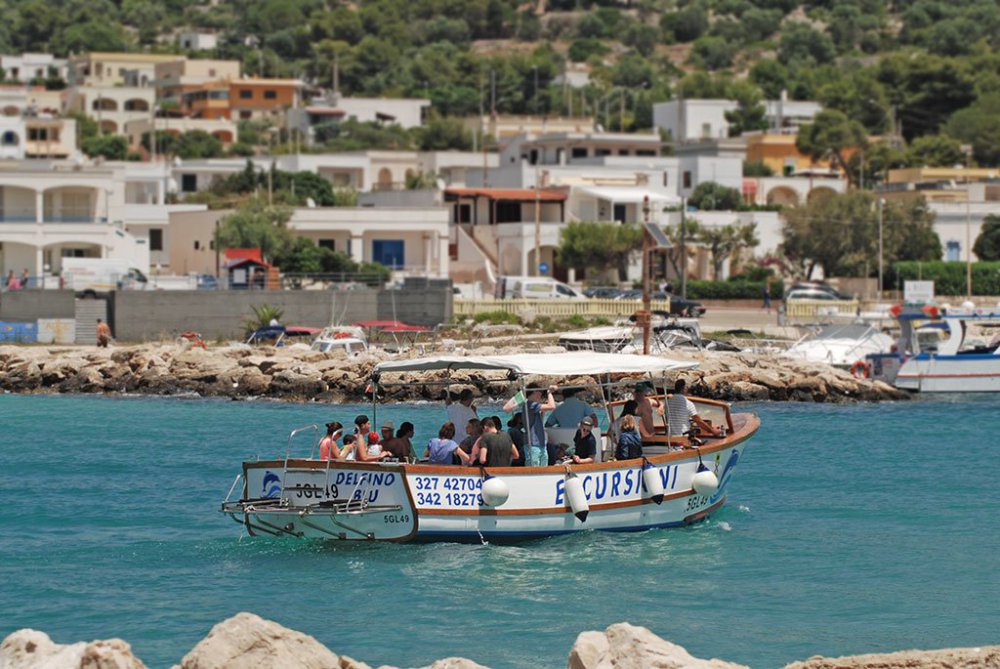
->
503, 385, 557, 467
445, 388, 478, 432
319, 421, 343, 460
571, 418, 597, 464
382, 421, 416, 462
634, 381, 663, 439
545, 387, 599, 430
380, 420, 395, 443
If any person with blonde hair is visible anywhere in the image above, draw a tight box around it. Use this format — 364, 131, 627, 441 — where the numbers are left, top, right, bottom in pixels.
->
615, 414, 643, 460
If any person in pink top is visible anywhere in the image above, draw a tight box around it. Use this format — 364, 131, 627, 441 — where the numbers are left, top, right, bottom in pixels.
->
318, 421, 343, 460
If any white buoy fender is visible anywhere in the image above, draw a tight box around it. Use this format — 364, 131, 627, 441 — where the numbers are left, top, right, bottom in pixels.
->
692, 469, 719, 496
481, 476, 510, 507
564, 475, 589, 522
642, 464, 665, 504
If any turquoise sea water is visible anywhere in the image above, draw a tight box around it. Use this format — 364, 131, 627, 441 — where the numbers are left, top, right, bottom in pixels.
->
1, 394, 998, 668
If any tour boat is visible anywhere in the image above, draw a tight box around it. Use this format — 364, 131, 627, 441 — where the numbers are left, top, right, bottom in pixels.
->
865, 306, 1000, 392
220, 352, 760, 542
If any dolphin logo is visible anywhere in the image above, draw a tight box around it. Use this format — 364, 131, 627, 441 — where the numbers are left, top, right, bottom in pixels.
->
709, 450, 740, 504
262, 471, 282, 498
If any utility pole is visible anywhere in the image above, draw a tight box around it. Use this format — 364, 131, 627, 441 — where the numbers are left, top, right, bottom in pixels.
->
877, 198, 884, 300
532, 65, 538, 116
680, 197, 688, 299
966, 191, 973, 298
641, 196, 652, 354
534, 165, 541, 276
619, 89, 624, 131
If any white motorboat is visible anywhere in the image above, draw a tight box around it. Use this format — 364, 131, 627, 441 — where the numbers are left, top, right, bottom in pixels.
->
310, 326, 368, 355
784, 323, 894, 369
866, 307, 1000, 392
220, 352, 760, 543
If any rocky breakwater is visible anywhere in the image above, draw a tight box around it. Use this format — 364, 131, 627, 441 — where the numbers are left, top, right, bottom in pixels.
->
0, 343, 907, 403
2, 614, 996, 668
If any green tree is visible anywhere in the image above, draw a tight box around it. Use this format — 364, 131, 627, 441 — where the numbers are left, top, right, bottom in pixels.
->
417, 114, 473, 151
749, 59, 789, 99
557, 222, 644, 282
725, 82, 769, 136
973, 214, 1000, 261
81, 134, 128, 160
743, 160, 774, 177
777, 23, 836, 67
945, 94, 1000, 166
796, 109, 869, 186
692, 36, 736, 70
906, 134, 965, 167
662, 219, 701, 280
696, 222, 760, 279
173, 131, 224, 160
662, 5, 709, 42
215, 199, 293, 264
688, 182, 742, 211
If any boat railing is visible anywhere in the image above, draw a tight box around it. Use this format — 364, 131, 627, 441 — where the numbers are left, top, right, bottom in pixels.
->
606, 395, 733, 438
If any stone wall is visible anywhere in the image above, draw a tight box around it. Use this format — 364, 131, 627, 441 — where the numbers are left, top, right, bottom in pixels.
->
0, 289, 75, 321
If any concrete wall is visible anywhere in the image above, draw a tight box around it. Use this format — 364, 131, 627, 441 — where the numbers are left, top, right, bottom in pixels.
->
0, 289, 75, 321
110, 286, 451, 341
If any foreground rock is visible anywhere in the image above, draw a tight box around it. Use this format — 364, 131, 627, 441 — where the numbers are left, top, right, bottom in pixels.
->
2, 615, 995, 669
568, 623, 747, 669
0, 343, 907, 404
0, 629, 146, 669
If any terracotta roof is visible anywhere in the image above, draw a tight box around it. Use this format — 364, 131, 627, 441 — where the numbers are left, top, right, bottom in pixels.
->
445, 187, 567, 202
224, 248, 263, 263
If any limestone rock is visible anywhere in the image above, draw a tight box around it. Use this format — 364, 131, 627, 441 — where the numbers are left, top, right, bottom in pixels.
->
784, 645, 1000, 668
0, 628, 147, 669
426, 659, 490, 669
729, 381, 770, 401
338, 656, 373, 669
177, 612, 340, 669
569, 623, 747, 669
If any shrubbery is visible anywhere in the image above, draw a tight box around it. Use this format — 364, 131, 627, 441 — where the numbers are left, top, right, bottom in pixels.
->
685, 279, 784, 300
888, 261, 1000, 295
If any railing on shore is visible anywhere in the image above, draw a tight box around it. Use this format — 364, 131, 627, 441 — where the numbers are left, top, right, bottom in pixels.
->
454, 298, 672, 318
784, 299, 860, 323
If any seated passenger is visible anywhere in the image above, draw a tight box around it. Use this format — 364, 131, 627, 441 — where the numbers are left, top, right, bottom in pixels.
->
666, 379, 721, 438
354, 414, 391, 462
634, 382, 663, 439
570, 418, 596, 464
380, 420, 395, 444
338, 434, 357, 461
478, 416, 518, 467
425, 421, 470, 465
382, 421, 416, 462
319, 421, 343, 460
614, 415, 643, 461
459, 418, 482, 455
609, 400, 638, 445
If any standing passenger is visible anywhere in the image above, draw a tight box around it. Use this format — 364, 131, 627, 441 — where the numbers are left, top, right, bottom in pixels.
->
507, 414, 526, 466
545, 387, 598, 429
503, 385, 557, 467
478, 416, 517, 467
666, 379, 721, 438
445, 388, 478, 430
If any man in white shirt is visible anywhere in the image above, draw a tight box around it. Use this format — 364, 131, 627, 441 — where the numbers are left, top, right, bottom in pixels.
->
446, 388, 478, 430
545, 387, 598, 428
666, 379, 720, 438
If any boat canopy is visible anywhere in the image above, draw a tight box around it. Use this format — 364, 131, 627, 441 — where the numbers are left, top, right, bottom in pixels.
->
374, 352, 697, 377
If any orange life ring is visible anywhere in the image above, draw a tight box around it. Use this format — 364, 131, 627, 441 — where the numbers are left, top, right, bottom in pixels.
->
334, 332, 352, 339
850, 360, 870, 379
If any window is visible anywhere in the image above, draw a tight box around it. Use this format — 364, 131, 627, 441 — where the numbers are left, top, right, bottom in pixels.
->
683, 171, 692, 189
1, 131, 17, 146
149, 229, 163, 251
239, 90, 252, 99
194, 240, 200, 250
571, 147, 587, 159
595, 148, 611, 157
701, 122, 712, 138
28, 128, 49, 141
636, 149, 656, 157
662, 172, 669, 187
456, 204, 472, 224
181, 174, 197, 192
618, 149, 629, 156
263, 90, 277, 100
613, 204, 627, 223
318, 239, 335, 250
209, 240, 215, 251
946, 240, 961, 262
495, 201, 522, 223
372, 240, 404, 268
529, 149, 538, 165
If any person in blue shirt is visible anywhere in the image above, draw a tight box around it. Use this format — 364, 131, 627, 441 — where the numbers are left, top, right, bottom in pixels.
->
545, 387, 598, 430
503, 385, 557, 467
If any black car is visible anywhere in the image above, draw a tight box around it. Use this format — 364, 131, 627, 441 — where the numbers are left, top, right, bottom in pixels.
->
584, 286, 624, 299
617, 289, 706, 317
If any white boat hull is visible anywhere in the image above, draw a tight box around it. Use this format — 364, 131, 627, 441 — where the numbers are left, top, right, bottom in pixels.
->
895, 354, 1000, 392
228, 419, 755, 543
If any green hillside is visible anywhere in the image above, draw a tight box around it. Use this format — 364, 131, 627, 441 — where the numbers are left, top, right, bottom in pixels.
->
4, 0, 1000, 164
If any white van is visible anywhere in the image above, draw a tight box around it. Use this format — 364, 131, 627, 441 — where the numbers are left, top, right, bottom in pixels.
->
510, 278, 586, 300
61, 258, 149, 295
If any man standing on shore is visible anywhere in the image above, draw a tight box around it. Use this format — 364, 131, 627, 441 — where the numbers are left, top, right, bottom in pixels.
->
96, 319, 112, 348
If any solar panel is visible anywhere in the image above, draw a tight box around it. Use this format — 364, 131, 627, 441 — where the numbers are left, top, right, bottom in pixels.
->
644, 222, 671, 248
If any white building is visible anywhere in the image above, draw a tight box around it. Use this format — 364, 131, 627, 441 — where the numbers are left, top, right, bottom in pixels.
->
63, 86, 155, 136
0, 53, 68, 83
178, 32, 219, 51
0, 117, 24, 160
653, 96, 822, 143
288, 92, 431, 144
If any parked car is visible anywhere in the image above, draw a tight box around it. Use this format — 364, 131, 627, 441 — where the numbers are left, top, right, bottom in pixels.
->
510, 278, 586, 299
784, 282, 851, 300
196, 274, 218, 290
584, 286, 624, 299
785, 288, 843, 301
615, 289, 706, 316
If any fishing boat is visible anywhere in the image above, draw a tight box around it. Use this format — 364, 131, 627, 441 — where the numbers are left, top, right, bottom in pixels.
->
220, 352, 760, 543
865, 305, 1000, 392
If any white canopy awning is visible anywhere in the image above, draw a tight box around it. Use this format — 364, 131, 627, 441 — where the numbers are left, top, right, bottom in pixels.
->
575, 186, 679, 205
374, 352, 697, 377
